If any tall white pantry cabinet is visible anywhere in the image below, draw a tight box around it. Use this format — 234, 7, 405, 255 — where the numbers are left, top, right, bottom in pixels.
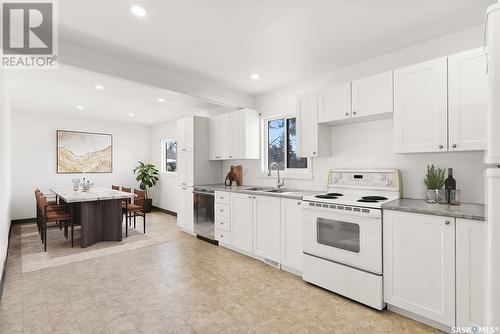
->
176, 116, 221, 233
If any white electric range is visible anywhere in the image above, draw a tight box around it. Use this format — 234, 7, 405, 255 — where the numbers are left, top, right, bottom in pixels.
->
301, 169, 401, 310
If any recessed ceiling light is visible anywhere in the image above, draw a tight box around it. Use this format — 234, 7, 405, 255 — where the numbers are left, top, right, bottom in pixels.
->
131, 5, 146, 17
128, 113, 135, 117
158, 98, 165, 103
76, 105, 84, 109
95, 84, 104, 90
250, 73, 260, 80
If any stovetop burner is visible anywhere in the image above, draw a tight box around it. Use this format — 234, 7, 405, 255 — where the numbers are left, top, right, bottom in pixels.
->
327, 193, 343, 197
315, 194, 338, 199
362, 196, 388, 201
357, 199, 378, 203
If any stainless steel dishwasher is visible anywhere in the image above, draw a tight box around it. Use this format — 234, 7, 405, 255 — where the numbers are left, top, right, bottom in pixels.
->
193, 187, 216, 244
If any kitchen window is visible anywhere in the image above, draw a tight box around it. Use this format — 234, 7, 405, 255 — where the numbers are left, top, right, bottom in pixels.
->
262, 116, 312, 179
162, 139, 177, 173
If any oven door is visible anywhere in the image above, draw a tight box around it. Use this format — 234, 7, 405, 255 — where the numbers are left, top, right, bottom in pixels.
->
303, 206, 382, 274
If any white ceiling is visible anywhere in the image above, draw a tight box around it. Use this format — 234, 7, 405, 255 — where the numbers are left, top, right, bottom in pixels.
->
58, 0, 495, 95
7, 66, 229, 125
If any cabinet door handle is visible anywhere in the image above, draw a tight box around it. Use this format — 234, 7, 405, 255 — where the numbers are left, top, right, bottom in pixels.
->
297, 202, 301, 205
345, 112, 350, 117
439, 145, 444, 149
312, 151, 317, 155
229, 156, 233, 158
352, 111, 357, 115
452, 144, 457, 149
445, 220, 451, 225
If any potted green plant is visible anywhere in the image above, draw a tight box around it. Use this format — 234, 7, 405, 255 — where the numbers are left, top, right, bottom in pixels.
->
133, 162, 159, 213
424, 164, 445, 203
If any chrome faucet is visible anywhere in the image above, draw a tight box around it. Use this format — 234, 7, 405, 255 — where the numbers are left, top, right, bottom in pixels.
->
268, 162, 285, 189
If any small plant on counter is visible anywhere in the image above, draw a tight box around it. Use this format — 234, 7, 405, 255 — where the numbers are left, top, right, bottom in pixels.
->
133, 162, 159, 212
424, 165, 445, 203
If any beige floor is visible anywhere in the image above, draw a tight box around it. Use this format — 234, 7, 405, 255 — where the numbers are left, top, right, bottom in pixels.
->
0, 212, 441, 334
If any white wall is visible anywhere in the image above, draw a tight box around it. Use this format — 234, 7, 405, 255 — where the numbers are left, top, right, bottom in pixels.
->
150, 120, 179, 213
0, 71, 12, 279
225, 25, 486, 204
11, 112, 152, 220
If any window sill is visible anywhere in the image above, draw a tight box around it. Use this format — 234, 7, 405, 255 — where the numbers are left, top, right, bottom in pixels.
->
161, 172, 177, 177
259, 170, 313, 180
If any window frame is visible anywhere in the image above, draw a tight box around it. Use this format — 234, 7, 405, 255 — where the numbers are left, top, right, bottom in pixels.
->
261, 115, 313, 180
161, 138, 177, 175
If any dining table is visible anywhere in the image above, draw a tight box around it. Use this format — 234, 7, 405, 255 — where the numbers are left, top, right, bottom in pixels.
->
49, 187, 136, 248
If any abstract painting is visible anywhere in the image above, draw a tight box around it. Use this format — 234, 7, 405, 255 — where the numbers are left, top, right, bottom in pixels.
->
57, 130, 113, 173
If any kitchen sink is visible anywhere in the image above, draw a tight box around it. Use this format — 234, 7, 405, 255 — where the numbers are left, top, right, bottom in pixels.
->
264, 188, 297, 193
244, 187, 272, 191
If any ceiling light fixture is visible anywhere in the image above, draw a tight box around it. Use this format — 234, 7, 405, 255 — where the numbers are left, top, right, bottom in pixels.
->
158, 98, 165, 103
250, 73, 260, 80
76, 105, 84, 109
131, 5, 146, 17
95, 84, 104, 90
128, 113, 135, 117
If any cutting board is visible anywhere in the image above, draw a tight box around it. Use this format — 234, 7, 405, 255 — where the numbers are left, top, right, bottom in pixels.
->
233, 165, 243, 186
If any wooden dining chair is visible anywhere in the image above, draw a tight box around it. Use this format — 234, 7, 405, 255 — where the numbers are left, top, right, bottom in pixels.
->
121, 187, 132, 237
38, 194, 74, 251
131, 189, 146, 234
112, 185, 120, 190
35, 189, 62, 237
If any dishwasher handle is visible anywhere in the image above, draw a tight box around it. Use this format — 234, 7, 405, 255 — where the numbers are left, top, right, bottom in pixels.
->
192, 190, 215, 196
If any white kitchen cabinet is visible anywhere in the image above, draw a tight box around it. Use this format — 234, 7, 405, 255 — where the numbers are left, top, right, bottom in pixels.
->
230, 193, 254, 253
230, 109, 260, 160
456, 218, 485, 328
296, 90, 331, 157
448, 48, 487, 152
177, 186, 194, 233
394, 57, 448, 153
177, 151, 193, 187
253, 195, 281, 264
280, 198, 303, 273
318, 82, 351, 123
383, 210, 455, 327
177, 117, 194, 152
352, 71, 393, 119
209, 109, 260, 160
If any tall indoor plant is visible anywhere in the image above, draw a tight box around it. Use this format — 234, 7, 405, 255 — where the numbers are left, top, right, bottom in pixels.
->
424, 164, 445, 203
133, 161, 159, 212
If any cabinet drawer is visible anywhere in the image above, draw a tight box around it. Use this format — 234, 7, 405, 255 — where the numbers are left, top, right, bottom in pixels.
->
215, 191, 231, 204
216, 228, 231, 244
216, 216, 230, 232
216, 203, 231, 219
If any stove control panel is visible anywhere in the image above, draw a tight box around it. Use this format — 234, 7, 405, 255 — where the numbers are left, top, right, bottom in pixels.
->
328, 169, 401, 192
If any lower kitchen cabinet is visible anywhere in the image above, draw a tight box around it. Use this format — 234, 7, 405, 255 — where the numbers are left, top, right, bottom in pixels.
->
456, 218, 485, 328
280, 198, 303, 273
253, 195, 281, 264
177, 186, 194, 233
383, 211, 456, 327
231, 193, 254, 253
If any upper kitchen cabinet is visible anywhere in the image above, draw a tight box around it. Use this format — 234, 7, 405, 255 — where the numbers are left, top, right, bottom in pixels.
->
177, 117, 194, 152
394, 57, 448, 153
296, 90, 331, 157
318, 82, 351, 123
448, 48, 487, 152
351, 71, 393, 120
209, 109, 260, 160
177, 116, 221, 187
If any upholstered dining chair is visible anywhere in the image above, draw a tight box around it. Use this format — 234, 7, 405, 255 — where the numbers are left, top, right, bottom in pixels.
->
122, 189, 146, 235
112, 185, 120, 190
35, 189, 62, 236
121, 187, 132, 237
38, 194, 74, 251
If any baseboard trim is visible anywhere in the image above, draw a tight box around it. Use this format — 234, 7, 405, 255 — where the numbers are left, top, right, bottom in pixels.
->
152, 206, 177, 217
11, 217, 36, 225
0, 221, 13, 300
